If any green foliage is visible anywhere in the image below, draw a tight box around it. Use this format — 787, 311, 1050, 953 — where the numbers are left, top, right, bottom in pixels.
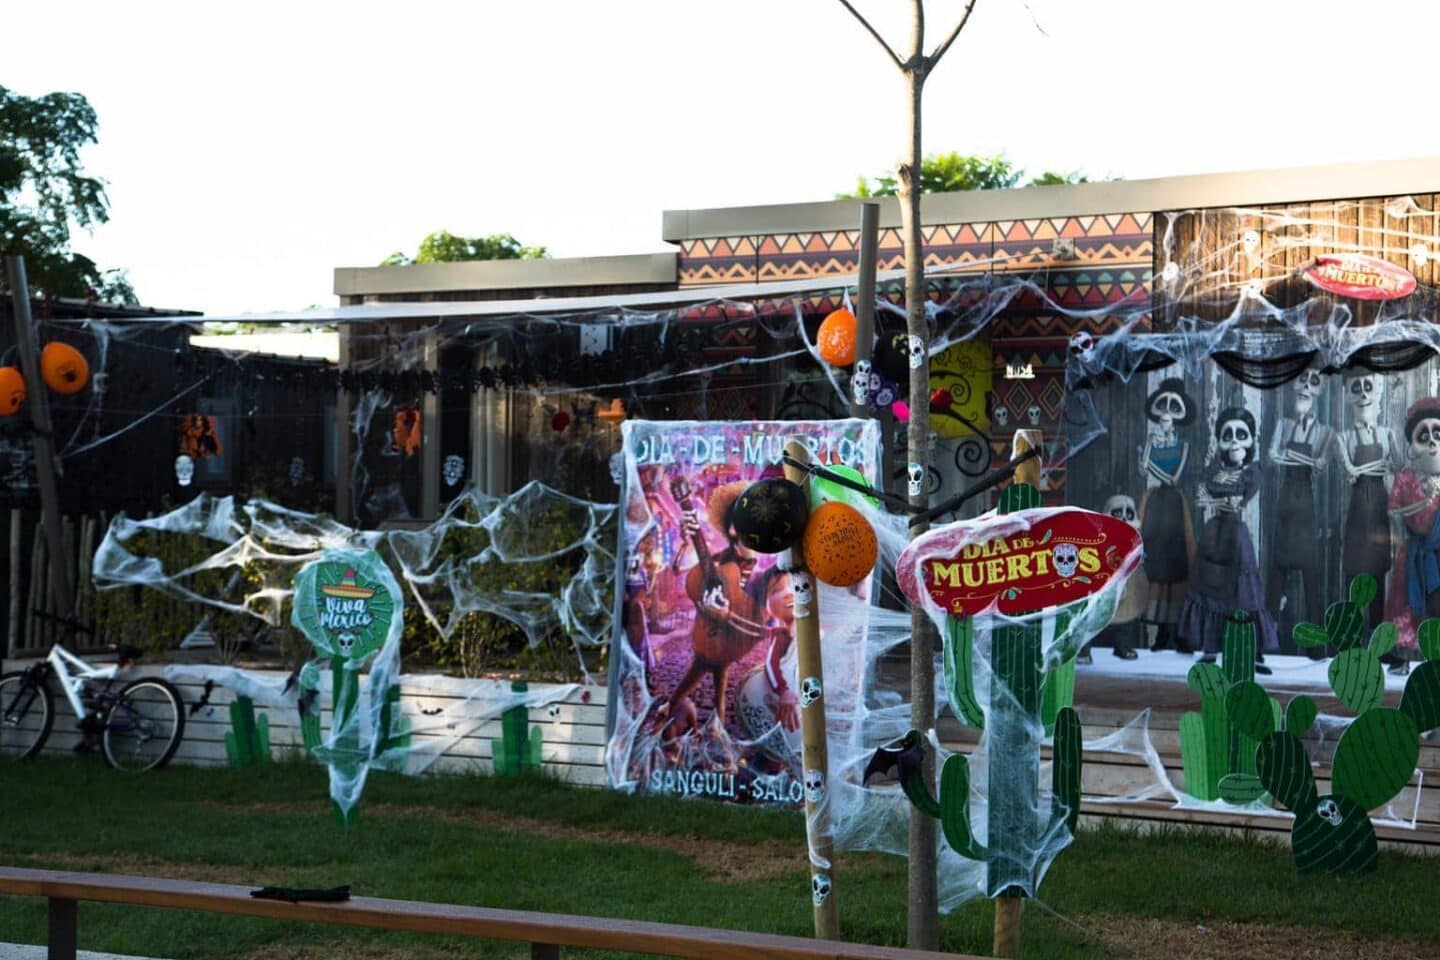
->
0, 85, 135, 302
382, 229, 548, 266
839, 152, 1088, 198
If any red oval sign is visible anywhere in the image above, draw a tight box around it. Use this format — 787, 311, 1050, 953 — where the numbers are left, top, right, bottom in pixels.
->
898, 508, 1142, 617
1302, 254, 1415, 301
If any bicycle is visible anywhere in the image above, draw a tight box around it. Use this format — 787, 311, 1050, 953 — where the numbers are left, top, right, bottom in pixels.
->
0, 643, 186, 771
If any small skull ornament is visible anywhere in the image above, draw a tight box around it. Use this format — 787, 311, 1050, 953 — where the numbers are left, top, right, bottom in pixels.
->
175, 454, 195, 487
1410, 413, 1440, 477
1052, 541, 1080, 579
1068, 331, 1095, 362
804, 768, 825, 804
907, 335, 925, 370
811, 873, 832, 906
442, 454, 465, 488
1316, 797, 1343, 826
1027, 404, 1041, 426
852, 359, 872, 406
799, 676, 823, 708
335, 630, 358, 657
994, 405, 1010, 428
1242, 229, 1261, 254
792, 572, 814, 619
1103, 493, 1139, 529
1216, 410, 1256, 466
907, 461, 924, 498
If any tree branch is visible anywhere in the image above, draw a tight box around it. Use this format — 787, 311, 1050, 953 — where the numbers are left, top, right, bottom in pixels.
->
926, 0, 979, 69
835, 0, 903, 69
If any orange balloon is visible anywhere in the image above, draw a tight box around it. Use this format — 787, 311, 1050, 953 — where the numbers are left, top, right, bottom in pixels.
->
803, 501, 878, 587
816, 308, 858, 366
0, 366, 25, 416
40, 342, 89, 395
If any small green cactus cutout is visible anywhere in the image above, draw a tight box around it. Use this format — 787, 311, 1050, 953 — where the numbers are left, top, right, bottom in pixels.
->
1179, 613, 1277, 803
223, 696, 270, 768
491, 680, 542, 777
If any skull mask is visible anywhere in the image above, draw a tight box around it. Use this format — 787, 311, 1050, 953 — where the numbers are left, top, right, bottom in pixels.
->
907, 461, 924, 498
907, 335, 925, 370
799, 676, 823, 708
175, 454, 195, 487
1216, 409, 1257, 466
811, 873, 832, 906
1348, 375, 1381, 425
1103, 493, 1138, 529
1052, 542, 1080, 579
442, 454, 465, 488
804, 768, 825, 804
1410, 414, 1440, 477
852, 359, 872, 407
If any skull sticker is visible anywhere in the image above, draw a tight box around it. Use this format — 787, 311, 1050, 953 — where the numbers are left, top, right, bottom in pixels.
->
791, 572, 814, 619
811, 872, 832, 906
804, 768, 825, 805
907, 461, 924, 498
852, 359, 871, 407
993, 405, 1010, 428
1316, 797, 1343, 826
1027, 404, 1041, 426
907, 335, 925, 370
442, 454, 465, 488
799, 676, 822, 708
1052, 542, 1080, 579
175, 454, 195, 487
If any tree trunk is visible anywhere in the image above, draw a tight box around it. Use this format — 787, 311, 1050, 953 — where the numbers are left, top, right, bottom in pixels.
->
900, 4, 939, 949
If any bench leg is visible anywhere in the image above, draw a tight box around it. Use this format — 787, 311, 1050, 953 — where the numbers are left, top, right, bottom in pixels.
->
48, 897, 77, 960
531, 944, 559, 960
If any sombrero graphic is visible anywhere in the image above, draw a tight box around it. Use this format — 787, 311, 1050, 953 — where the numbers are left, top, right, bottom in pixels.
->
321, 568, 375, 600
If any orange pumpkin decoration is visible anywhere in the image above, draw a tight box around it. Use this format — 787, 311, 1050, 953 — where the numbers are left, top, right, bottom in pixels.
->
40, 342, 89, 395
816, 308, 858, 366
802, 501, 878, 587
392, 407, 422, 457
0, 366, 25, 416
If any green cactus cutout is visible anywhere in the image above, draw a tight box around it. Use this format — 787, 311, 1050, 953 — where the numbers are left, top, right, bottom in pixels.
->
1400, 661, 1440, 732
1292, 794, 1378, 875
1179, 696, 1227, 802
1217, 773, 1266, 804
1179, 614, 1278, 803
1323, 600, 1366, 651
491, 680, 543, 777
1256, 731, 1317, 812
1051, 706, 1082, 831
939, 753, 983, 859
1225, 682, 1274, 742
223, 696, 271, 768
1039, 645, 1077, 738
1329, 648, 1385, 715
944, 615, 985, 728
1419, 619, 1440, 663
1285, 695, 1318, 736
1332, 707, 1420, 812
1349, 574, 1378, 610
1222, 615, 1256, 687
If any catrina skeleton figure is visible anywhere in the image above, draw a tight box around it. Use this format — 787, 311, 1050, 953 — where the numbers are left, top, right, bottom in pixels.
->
1138, 378, 1197, 652
1382, 396, 1440, 671
1179, 407, 1276, 665
1337, 373, 1397, 636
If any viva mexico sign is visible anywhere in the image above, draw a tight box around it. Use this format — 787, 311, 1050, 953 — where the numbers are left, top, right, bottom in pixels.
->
898, 507, 1142, 616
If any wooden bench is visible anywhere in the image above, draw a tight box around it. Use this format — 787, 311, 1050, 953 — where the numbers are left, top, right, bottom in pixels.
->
0, 867, 976, 960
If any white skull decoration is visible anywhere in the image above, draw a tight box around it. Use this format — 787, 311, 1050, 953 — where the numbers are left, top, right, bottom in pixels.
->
1242, 229, 1261, 254
907, 335, 925, 370
811, 873, 832, 906
175, 454, 195, 487
804, 768, 825, 804
994, 405, 1010, 428
1052, 542, 1080, 579
1316, 797, 1343, 827
1068, 331, 1095, 362
1348, 375, 1381, 424
799, 676, 823, 708
335, 630, 358, 657
1027, 404, 1041, 426
907, 461, 924, 498
1218, 415, 1255, 466
1150, 391, 1186, 429
442, 454, 465, 487
1103, 494, 1138, 529
288, 456, 305, 487
791, 572, 814, 619
1410, 413, 1440, 477
1293, 369, 1323, 405
852, 359, 872, 407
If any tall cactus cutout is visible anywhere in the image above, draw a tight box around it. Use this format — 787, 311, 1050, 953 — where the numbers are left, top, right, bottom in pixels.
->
224, 695, 271, 767
491, 679, 543, 777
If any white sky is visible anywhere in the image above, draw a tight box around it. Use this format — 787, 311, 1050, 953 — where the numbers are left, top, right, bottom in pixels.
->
7, 0, 1440, 316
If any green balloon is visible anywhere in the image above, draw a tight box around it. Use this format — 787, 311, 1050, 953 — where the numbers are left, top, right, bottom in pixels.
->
810, 464, 879, 510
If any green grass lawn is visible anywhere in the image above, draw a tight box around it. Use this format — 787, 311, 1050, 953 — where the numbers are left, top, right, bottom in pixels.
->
2, 756, 1437, 959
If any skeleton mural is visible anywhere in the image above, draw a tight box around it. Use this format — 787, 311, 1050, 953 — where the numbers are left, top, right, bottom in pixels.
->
1266, 369, 1331, 650
1138, 378, 1196, 654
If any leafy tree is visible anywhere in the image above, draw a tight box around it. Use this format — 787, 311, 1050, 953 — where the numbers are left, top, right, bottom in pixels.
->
382, 230, 548, 266
839, 151, 1088, 198
0, 86, 136, 303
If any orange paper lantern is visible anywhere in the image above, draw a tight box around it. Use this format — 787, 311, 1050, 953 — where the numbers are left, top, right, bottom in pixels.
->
0, 366, 25, 416
40, 342, 89, 395
803, 500, 878, 587
816, 308, 858, 366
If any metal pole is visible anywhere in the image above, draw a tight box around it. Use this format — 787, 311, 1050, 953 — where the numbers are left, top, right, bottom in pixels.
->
6, 257, 75, 638
47, 896, 77, 960
782, 439, 840, 940
849, 201, 879, 419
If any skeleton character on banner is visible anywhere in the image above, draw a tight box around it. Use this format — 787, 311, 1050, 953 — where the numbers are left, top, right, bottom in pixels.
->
1337, 373, 1398, 644
1180, 406, 1275, 670
1138, 378, 1197, 653
1382, 396, 1440, 674
1078, 494, 1149, 663
1265, 368, 1332, 655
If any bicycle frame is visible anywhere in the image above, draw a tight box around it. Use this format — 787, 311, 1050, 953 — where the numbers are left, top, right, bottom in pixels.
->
45, 644, 119, 720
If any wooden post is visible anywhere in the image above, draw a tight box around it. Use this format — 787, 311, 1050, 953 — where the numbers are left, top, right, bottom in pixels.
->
849, 201, 880, 419
48, 896, 78, 960
6, 256, 75, 643
993, 896, 1022, 958
334, 325, 353, 523
421, 331, 441, 519
781, 439, 840, 940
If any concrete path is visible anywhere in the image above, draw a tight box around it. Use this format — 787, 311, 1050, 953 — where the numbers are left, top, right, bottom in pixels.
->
0, 946, 166, 960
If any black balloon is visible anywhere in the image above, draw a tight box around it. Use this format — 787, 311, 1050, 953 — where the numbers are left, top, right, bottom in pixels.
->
733, 478, 810, 554
874, 329, 912, 386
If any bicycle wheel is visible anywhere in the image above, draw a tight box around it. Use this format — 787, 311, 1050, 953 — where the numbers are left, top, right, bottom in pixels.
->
102, 678, 185, 772
0, 670, 54, 759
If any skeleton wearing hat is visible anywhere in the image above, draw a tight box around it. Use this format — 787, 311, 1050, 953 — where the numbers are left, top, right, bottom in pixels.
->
1380, 395, 1440, 669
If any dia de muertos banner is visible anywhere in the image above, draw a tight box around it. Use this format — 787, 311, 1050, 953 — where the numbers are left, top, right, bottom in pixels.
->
605, 419, 880, 807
